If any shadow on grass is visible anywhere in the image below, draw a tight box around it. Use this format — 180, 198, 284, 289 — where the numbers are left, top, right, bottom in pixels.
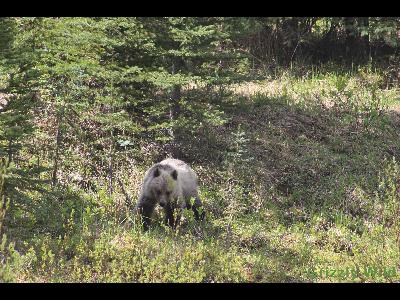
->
171, 92, 400, 281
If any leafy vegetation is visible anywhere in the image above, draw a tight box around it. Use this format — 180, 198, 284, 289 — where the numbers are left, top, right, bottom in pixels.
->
1, 17, 400, 283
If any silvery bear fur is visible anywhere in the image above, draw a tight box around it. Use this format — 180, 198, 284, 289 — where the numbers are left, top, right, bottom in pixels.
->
135, 158, 204, 230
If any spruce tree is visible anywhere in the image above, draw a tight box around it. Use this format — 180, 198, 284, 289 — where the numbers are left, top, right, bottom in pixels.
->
0, 17, 45, 206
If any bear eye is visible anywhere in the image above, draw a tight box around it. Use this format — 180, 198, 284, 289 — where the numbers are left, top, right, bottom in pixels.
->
156, 190, 161, 195
166, 191, 171, 196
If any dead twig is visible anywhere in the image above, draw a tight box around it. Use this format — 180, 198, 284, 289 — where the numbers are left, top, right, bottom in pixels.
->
117, 177, 134, 209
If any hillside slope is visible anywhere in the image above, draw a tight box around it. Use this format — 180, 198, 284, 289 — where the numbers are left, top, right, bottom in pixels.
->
2, 70, 400, 282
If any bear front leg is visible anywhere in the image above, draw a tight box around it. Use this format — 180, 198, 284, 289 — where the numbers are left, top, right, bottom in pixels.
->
187, 196, 205, 221
164, 204, 182, 229
135, 197, 156, 231
163, 203, 175, 228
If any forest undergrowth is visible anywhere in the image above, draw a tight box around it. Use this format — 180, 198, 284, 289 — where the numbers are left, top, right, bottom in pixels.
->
1, 65, 400, 282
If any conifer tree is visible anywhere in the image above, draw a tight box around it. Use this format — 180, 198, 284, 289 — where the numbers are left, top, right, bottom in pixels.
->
115, 17, 254, 155
0, 17, 45, 205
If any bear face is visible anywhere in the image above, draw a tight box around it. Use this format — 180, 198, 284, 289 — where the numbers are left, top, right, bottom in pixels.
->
147, 165, 179, 208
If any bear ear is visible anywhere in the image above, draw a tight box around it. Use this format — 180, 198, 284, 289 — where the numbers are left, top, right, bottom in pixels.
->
171, 170, 178, 180
153, 167, 160, 177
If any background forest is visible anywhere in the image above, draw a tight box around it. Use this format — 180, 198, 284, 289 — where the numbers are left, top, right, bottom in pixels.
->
1, 17, 400, 282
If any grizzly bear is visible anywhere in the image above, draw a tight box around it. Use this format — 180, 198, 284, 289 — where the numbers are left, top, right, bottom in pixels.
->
135, 158, 204, 230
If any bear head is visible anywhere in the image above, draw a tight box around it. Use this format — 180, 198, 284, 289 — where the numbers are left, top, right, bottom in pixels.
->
148, 164, 178, 208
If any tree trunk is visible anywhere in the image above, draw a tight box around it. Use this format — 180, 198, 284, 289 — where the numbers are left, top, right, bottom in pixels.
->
170, 84, 181, 121
0, 159, 7, 237
167, 58, 183, 157
359, 17, 370, 59
344, 17, 356, 60
7, 140, 12, 167
108, 142, 114, 197
52, 122, 61, 187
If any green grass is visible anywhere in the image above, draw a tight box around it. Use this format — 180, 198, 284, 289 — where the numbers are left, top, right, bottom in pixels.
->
1, 66, 400, 282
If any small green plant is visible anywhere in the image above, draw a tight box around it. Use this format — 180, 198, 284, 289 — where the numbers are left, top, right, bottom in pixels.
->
224, 124, 254, 171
